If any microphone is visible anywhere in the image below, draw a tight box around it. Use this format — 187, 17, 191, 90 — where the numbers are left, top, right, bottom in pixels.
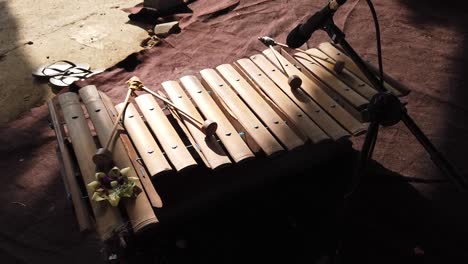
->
286, 0, 347, 48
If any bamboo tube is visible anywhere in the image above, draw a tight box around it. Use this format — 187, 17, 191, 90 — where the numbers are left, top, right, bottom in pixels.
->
249, 54, 350, 140
296, 48, 377, 100
115, 102, 172, 177
58, 92, 124, 241
235, 59, 330, 144
93, 88, 134, 167
127, 76, 217, 136
79, 85, 158, 233
216, 64, 305, 150
99, 92, 163, 208
258, 50, 365, 135
180, 75, 255, 163
317, 42, 406, 96
47, 99, 93, 232
135, 94, 197, 171
162, 80, 231, 169
200, 68, 284, 156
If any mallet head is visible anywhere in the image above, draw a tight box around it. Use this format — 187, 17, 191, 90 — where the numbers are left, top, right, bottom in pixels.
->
202, 120, 218, 137
288, 75, 302, 90
93, 148, 113, 167
333, 60, 345, 74
258, 36, 276, 47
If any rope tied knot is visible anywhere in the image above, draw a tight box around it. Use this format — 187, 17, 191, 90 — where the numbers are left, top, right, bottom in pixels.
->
126, 76, 144, 92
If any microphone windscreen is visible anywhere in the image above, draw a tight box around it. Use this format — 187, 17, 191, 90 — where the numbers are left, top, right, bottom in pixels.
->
286, 24, 309, 48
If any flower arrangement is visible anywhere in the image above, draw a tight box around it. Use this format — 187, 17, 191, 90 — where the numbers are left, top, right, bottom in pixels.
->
87, 166, 140, 207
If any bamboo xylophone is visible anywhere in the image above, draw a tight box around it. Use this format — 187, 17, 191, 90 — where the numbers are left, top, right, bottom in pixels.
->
48, 42, 409, 241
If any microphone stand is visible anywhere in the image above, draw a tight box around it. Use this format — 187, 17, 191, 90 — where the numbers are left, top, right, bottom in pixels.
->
311, 17, 468, 264
317, 18, 468, 194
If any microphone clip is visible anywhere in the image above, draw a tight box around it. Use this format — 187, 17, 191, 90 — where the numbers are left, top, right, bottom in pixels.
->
322, 20, 346, 43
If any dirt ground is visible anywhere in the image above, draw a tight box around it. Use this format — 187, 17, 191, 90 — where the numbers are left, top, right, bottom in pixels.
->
0, 0, 148, 123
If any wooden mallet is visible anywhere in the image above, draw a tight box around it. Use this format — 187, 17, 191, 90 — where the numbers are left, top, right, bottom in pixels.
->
127, 76, 218, 136
264, 37, 347, 75
258, 37, 302, 90
93, 81, 137, 166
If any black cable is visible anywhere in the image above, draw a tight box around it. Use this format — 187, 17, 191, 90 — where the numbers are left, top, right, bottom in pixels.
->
365, 0, 384, 91
344, 0, 384, 199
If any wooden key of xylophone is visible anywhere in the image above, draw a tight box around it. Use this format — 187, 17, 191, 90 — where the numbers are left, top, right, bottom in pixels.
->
200, 68, 284, 156
162, 80, 231, 169
216, 64, 305, 151
260, 49, 366, 136
278, 49, 369, 110
276, 49, 368, 122
115, 102, 172, 177
317, 42, 405, 96
249, 54, 352, 140
135, 94, 197, 172
180, 75, 255, 163
235, 58, 330, 144
295, 48, 377, 100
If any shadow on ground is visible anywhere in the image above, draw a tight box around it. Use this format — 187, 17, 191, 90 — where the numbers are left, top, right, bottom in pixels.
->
0, 3, 105, 263
342, 1, 468, 263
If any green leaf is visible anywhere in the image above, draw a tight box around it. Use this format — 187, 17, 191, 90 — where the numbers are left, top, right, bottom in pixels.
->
110, 180, 119, 188
120, 167, 131, 177
87, 181, 100, 192
128, 177, 139, 182
119, 181, 136, 198
91, 192, 107, 202
108, 192, 120, 207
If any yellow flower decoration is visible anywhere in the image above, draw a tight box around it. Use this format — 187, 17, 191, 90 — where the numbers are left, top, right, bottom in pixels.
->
87, 166, 140, 207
